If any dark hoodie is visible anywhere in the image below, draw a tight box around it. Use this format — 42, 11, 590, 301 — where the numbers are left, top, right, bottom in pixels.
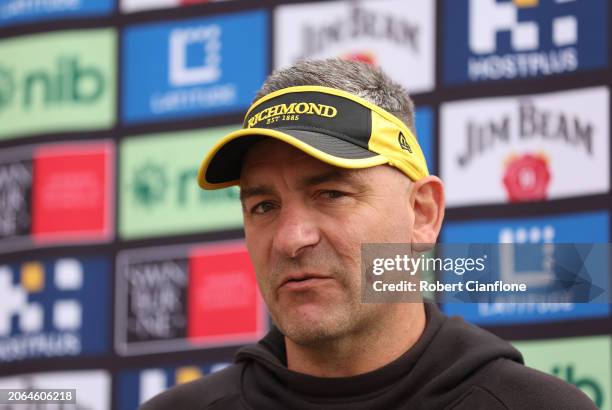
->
141, 304, 596, 410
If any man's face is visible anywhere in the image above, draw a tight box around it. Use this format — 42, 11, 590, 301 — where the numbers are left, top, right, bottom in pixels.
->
240, 139, 416, 346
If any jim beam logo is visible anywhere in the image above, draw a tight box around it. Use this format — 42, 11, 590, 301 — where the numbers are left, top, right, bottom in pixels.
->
297, 3, 419, 60
457, 99, 593, 168
246, 102, 338, 128
503, 152, 551, 202
455, 98, 594, 202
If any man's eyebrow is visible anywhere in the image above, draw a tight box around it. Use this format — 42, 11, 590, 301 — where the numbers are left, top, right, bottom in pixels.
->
239, 169, 368, 202
239, 185, 275, 202
300, 169, 367, 190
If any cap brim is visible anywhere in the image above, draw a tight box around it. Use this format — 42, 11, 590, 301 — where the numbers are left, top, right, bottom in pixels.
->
198, 128, 388, 189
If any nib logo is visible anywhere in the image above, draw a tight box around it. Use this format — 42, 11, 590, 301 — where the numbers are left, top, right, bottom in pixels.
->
0, 68, 15, 110
132, 162, 168, 208
24, 57, 105, 108
1, 57, 105, 110
552, 365, 604, 408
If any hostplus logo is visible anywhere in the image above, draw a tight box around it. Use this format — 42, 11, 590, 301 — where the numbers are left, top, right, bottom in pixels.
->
468, 0, 579, 80
0, 259, 84, 361
0, 57, 105, 111
130, 162, 239, 209
446, 0, 611, 83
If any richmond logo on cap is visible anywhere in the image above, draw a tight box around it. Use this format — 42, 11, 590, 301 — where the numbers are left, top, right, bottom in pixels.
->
247, 102, 338, 128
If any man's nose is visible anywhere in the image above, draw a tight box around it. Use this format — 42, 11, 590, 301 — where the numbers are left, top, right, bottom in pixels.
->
272, 202, 321, 258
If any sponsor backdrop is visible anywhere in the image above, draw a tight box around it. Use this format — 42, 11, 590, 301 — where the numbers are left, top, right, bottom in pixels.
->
0, 0, 609, 408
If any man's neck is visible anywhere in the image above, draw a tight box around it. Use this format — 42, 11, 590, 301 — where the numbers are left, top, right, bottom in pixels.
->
284, 303, 426, 377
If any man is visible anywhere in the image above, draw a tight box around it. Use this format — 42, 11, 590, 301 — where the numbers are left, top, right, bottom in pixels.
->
142, 59, 595, 409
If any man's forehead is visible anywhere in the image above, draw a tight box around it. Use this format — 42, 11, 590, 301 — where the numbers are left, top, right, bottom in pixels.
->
239, 140, 370, 187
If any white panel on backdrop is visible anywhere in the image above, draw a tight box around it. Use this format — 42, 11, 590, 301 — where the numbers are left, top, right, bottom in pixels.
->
274, 0, 435, 94
0, 370, 110, 409
121, 0, 228, 13
441, 87, 610, 207
121, 0, 177, 13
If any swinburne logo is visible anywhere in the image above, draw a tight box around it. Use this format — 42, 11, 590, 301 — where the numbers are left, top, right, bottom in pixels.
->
0, 57, 105, 111
247, 102, 338, 128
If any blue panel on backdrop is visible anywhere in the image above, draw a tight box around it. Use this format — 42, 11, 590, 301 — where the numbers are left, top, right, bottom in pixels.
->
0, 0, 114, 26
0, 256, 110, 362
443, 0, 608, 85
117, 363, 230, 410
415, 106, 434, 172
442, 211, 610, 324
122, 10, 268, 124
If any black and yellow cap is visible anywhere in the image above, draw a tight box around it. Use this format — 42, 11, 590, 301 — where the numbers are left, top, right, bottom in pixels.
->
197, 85, 429, 189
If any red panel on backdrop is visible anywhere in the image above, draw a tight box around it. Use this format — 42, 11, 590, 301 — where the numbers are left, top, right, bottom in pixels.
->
187, 242, 265, 344
31, 141, 113, 243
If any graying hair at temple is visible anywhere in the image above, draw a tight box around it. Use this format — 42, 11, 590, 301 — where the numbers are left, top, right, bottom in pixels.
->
254, 58, 417, 135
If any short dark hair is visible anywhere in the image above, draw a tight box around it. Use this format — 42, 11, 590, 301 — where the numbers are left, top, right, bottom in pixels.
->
254, 58, 417, 135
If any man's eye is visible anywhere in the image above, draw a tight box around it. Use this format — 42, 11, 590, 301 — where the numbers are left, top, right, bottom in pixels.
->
321, 190, 346, 199
251, 201, 275, 214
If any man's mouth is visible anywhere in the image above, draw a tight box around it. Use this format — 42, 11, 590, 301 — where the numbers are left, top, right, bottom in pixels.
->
279, 273, 333, 291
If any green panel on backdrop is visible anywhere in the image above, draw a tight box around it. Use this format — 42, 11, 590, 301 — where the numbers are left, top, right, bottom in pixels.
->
120, 126, 243, 239
513, 336, 611, 410
0, 29, 116, 140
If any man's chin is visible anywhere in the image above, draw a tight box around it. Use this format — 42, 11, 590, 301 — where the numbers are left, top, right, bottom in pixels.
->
275, 304, 346, 345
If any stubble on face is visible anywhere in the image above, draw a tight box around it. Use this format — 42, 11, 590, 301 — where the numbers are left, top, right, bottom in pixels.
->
262, 239, 368, 346
241, 140, 415, 348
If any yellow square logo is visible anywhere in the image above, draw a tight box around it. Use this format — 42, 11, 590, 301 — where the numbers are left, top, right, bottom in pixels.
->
514, 0, 538, 7
176, 367, 203, 385
21, 262, 45, 292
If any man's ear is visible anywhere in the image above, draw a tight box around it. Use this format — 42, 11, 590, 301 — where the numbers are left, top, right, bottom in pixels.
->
410, 176, 445, 245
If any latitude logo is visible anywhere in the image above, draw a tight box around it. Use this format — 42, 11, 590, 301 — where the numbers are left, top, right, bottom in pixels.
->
169, 25, 222, 87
